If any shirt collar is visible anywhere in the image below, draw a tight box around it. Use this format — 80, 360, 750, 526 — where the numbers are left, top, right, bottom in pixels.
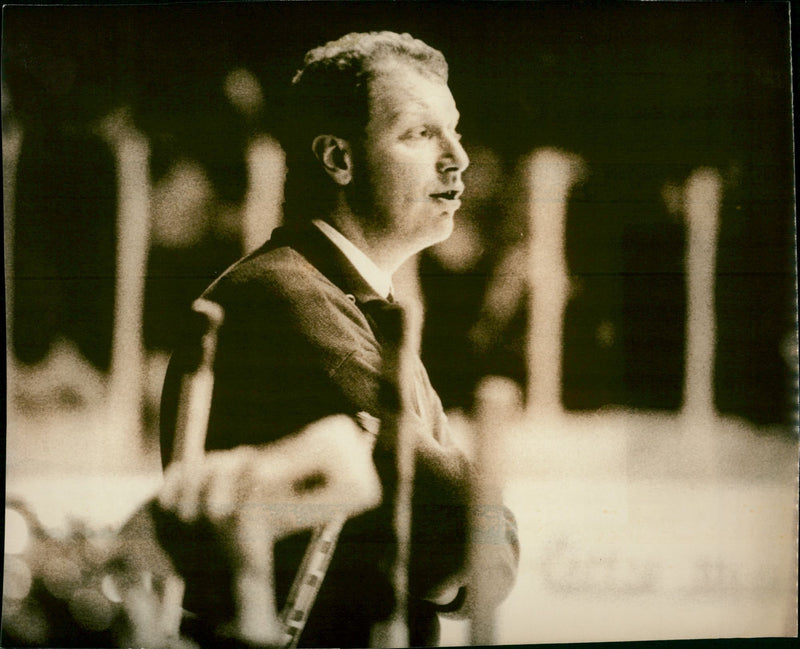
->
312, 219, 393, 300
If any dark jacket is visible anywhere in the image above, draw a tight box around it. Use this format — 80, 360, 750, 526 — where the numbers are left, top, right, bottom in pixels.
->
160, 223, 518, 647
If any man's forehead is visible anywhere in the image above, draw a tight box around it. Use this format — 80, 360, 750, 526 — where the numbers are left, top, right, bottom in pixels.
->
367, 63, 459, 123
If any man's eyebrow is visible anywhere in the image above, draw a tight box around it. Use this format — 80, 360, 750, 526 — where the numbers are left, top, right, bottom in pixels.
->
387, 102, 461, 127
386, 99, 432, 124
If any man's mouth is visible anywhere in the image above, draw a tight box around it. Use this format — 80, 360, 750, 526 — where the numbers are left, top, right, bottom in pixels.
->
430, 190, 462, 201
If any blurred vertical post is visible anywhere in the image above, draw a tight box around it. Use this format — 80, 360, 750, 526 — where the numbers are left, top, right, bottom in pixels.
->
468, 376, 518, 646
525, 148, 584, 421
222, 67, 284, 256
3, 102, 23, 370
682, 168, 722, 423
242, 135, 285, 254
113, 299, 223, 648
679, 168, 722, 469
101, 110, 151, 466
369, 305, 416, 649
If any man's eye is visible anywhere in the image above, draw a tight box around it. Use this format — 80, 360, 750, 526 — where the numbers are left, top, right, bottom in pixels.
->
405, 127, 432, 140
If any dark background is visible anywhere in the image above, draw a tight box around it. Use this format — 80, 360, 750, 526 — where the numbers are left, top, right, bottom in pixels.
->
3, 1, 796, 427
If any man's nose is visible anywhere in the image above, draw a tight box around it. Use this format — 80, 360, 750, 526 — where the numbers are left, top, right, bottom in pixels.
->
438, 134, 469, 175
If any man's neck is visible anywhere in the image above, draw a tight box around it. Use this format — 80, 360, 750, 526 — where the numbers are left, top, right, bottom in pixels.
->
323, 202, 409, 275
312, 219, 394, 300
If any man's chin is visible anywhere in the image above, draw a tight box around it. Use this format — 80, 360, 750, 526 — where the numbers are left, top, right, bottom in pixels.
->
428, 212, 456, 246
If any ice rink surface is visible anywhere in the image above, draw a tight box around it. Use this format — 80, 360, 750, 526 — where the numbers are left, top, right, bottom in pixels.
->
443, 410, 798, 644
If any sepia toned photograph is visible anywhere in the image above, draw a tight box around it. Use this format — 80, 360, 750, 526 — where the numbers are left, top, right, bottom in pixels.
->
3, 2, 797, 647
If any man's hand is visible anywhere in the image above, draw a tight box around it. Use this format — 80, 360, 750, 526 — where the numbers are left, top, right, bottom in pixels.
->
156, 414, 382, 645
158, 413, 381, 534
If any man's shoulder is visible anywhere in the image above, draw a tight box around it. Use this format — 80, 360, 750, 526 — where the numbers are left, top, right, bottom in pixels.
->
202, 239, 379, 361
205, 242, 339, 310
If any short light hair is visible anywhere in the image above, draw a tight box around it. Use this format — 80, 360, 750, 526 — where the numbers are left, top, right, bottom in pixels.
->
279, 31, 449, 223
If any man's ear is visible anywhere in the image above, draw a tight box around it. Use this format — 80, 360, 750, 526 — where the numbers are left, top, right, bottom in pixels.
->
311, 135, 353, 186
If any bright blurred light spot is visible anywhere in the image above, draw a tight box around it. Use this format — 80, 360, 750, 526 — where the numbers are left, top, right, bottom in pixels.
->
224, 67, 264, 117
660, 179, 684, 217
100, 573, 123, 603
41, 556, 82, 600
781, 329, 798, 366
3, 556, 33, 600
68, 587, 115, 631
5, 508, 31, 555
475, 375, 524, 416
150, 160, 213, 248
431, 217, 483, 272
596, 321, 616, 348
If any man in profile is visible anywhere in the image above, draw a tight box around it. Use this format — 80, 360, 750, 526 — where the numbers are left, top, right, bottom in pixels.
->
159, 31, 518, 647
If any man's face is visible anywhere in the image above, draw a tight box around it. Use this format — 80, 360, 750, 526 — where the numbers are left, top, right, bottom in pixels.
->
350, 61, 469, 261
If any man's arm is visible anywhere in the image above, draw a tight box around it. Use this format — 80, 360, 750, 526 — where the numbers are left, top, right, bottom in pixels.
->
407, 422, 519, 615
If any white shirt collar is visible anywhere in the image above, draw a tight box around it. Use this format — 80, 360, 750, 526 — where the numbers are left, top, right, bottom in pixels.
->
312, 219, 393, 300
